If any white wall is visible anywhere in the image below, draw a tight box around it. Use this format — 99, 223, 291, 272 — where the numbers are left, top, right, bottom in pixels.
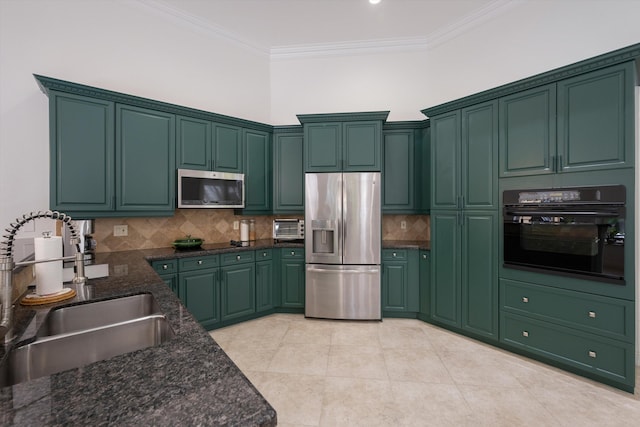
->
270, 0, 640, 123
0, 0, 270, 238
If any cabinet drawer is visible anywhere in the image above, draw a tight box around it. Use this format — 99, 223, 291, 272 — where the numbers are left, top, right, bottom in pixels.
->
383, 249, 407, 261
151, 259, 178, 275
221, 250, 256, 266
179, 255, 220, 272
281, 248, 304, 259
501, 312, 634, 385
256, 248, 273, 261
501, 279, 633, 342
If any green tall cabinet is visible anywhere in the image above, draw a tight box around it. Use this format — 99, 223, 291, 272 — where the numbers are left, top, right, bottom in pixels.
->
428, 100, 499, 340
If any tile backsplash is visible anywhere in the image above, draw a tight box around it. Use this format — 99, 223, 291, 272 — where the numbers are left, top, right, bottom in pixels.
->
93, 210, 429, 253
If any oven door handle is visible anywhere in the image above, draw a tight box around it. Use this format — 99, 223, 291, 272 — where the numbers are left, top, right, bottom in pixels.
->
504, 210, 620, 217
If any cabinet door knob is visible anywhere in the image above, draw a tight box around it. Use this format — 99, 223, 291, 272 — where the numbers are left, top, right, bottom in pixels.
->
588, 311, 596, 318
423, 254, 427, 259
291, 251, 295, 256
393, 252, 397, 257
522, 331, 529, 337
237, 255, 241, 261
162, 264, 168, 270
263, 252, 267, 257
197, 260, 203, 265
522, 297, 529, 303
588, 350, 597, 358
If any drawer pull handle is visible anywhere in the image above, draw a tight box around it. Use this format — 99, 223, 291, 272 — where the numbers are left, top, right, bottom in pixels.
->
263, 252, 267, 257
588, 351, 597, 358
393, 252, 397, 257
291, 251, 295, 256
522, 331, 529, 338
588, 311, 596, 318
162, 265, 168, 270
522, 297, 529, 303
423, 254, 427, 259
237, 255, 241, 261
197, 260, 203, 265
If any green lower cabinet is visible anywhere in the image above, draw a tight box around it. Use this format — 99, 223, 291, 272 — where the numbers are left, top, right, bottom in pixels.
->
418, 250, 430, 317
502, 312, 635, 389
160, 274, 179, 297
280, 249, 305, 308
382, 249, 419, 316
256, 249, 274, 313
221, 263, 256, 321
179, 267, 220, 330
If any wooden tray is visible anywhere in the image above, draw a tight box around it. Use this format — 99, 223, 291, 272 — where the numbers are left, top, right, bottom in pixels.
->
21, 288, 76, 306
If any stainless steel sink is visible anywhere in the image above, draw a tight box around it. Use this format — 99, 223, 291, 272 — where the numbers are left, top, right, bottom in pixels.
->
0, 294, 175, 387
38, 293, 162, 336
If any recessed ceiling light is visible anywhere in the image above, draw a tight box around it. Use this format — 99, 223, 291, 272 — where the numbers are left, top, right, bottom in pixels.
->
369, 0, 381, 4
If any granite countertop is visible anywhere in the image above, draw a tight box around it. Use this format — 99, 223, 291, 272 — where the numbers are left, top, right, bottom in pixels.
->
0, 240, 297, 426
0, 238, 427, 425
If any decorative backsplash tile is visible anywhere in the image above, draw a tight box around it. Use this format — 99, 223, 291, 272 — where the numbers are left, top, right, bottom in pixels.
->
93, 210, 429, 252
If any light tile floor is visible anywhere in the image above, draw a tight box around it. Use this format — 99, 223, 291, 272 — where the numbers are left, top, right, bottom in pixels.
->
210, 314, 640, 427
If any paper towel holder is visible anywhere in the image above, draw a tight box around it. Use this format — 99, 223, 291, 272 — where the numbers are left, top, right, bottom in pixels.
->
0, 210, 88, 344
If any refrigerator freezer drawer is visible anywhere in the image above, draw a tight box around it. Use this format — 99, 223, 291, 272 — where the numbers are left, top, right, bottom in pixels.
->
305, 264, 381, 320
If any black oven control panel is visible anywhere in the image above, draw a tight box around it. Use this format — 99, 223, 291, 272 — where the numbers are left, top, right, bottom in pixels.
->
504, 185, 626, 206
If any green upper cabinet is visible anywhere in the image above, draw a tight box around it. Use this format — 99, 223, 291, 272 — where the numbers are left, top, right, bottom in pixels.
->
500, 61, 636, 177
242, 129, 271, 213
499, 84, 557, 177
214, 124, 243, 173
176, 116, 211, 170
298, 112, 389, 172
273, 128, 304, 213
557, 62, 635, 173
116, 104, 175, 212
382, 129, 415, 212
176, 117, 242, 173
431, 101, 498, 210
381, 123, 430, 214
342, 121, 381, 171
304, 122, 341, 171
49, 91, 115, 212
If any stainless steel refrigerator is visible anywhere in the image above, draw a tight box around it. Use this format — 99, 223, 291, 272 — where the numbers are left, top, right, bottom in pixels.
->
305, 172, 381, 320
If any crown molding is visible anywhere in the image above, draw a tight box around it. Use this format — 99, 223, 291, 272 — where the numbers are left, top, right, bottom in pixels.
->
126, 0, 270, 57
127, 0, 521, 60
421, 43, 640, 117
34, 74, 273, 133
296, 111, 390, 124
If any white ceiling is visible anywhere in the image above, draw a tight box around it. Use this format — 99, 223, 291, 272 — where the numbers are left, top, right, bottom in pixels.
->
144, 0, 512, 55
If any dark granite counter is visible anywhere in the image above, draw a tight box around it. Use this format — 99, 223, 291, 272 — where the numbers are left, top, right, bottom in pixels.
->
383, 239, 430, 251
0, 241, 292, 426
0, 238, 426, 425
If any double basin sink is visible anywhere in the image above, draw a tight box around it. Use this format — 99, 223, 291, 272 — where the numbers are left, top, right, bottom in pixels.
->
0, 293, 175, 387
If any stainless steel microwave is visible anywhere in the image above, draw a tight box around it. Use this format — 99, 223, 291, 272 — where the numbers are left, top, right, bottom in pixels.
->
178, 169, 245, 209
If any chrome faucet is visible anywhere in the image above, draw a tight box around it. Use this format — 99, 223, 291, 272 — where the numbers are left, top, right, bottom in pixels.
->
0, 211, 87, 344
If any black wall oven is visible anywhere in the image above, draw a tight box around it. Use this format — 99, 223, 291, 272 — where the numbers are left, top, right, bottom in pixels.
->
503, 185, 625, 284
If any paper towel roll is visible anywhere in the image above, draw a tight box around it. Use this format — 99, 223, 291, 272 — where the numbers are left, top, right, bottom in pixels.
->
34, 235, 63, 295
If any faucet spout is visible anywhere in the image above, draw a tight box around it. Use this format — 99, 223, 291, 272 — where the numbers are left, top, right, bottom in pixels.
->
0, 210, 86, 344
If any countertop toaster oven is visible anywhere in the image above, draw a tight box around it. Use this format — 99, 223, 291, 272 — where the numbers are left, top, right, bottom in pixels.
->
273, 219, 304, 241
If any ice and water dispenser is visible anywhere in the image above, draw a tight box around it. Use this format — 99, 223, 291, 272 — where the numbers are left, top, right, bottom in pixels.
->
311, 220, 335, 255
